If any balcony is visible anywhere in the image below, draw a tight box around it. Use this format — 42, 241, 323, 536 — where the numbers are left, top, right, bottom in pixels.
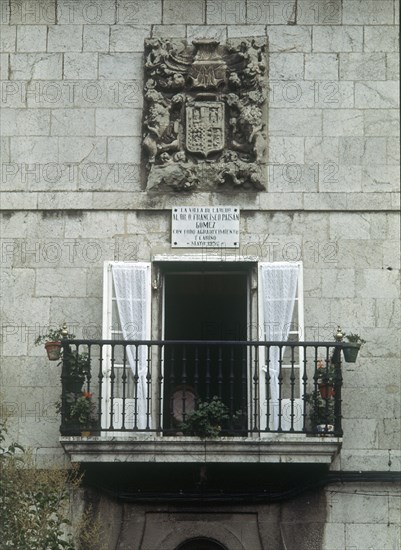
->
59, 339, 346, 464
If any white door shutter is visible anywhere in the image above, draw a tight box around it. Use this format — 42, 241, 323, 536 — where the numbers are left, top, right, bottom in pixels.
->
102, 262, 151, 431
258, 262, 304, 431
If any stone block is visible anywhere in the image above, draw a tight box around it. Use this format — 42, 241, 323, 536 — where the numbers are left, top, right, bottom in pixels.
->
312, 25, 362, 52
116, 0, 162, 24
268, 163, 319, 193
383, 240, 400, 269
340, 53, 386, 80
187, 25, 227, 42
343, 0, 394, 24
107, 137, 141, 163
51, 109, 95, 136
63, 211, 124, 239
0, 53, 8, 79
355, 269, 399, 299
163, 0, 205, 24
25, 79, 142, 109
328, 489, 389, 524
305, 137, 339, 165
1, 136, 10, 162
321, 269, 356, 297
267, 26, 311, 53
57, 0, 115, 24
99, 53, 142, 80
339, 137, 386, 165
330, 212, 371, 240
270, 81, 353, 109
305, 53, 339, 80
297, 0, 341, 24
206, 0, 246, 24
11, 136, 58, 163
364, 25, 399, 52
0, 211, 65, 239
227, 25, 266, 38
1, 24, 16, 51
63, 53, 98, 79
337, 239, 384, 269
95, 108, 141, 136
362, 165, 400, 193
386, 53, 399, 80
323, 109, 364, 136
303, 269, 322, 297
268, 137, 304, 164
320, 523, 345, 550
110, 25, 150, 52
10, 53, 62, 79
58, 137, 107, 163
346, 523, 400, 550
247, 1, 297, 25
16, 25, 47, 52
9, 0, 56, 24
330, 297, 376, 326
320, 165, 362, 192
1, 108, 50, 136
152, 24, 186, 38
269, 109, 322, 136
83, 24, 110, 51
0, 0, 10, 24
364, 109, 399, 136
378, 419, 401, 449
342, 386, 400, 418
342, 419, 379, 450
387, 137, 400, 164
35, 267, 88, 297
47, 24, 83, 52
269, 53, 304, 80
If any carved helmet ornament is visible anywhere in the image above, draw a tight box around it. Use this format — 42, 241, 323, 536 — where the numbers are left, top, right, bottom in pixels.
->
142, 37, 267, 192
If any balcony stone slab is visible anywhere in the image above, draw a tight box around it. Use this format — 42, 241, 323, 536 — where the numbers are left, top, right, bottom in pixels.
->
60, 434, 342, 464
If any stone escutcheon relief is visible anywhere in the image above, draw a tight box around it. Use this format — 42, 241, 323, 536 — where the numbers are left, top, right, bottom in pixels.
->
142, 37, 268, 192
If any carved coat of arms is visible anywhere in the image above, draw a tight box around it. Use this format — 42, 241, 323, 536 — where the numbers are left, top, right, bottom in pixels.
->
186, 102, 225, 157
142, 38, 267, 192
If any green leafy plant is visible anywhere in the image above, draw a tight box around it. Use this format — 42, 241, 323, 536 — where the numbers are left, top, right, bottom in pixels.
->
342, 332, 366, 363
344, 332, 366, 345
180, 396, 230, 438
34, 327, 74, 346
69, 392, 96, 427
64, 350, 90, 379
304, 390, 335, 433
1, 397, 105, 549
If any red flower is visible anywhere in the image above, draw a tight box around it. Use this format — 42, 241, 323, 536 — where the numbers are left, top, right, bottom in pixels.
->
82, 392, 93, 399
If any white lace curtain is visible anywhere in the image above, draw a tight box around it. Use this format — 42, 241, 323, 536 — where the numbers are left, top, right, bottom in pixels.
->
260, 263, 299, 430
112, 264, 150, 429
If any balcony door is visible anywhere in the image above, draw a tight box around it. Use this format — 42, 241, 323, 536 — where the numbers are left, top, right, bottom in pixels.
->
162, 269, 250, 433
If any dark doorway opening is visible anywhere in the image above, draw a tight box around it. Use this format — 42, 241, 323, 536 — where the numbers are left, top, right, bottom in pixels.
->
176, 538, 228, 550
163, 270, 249, 434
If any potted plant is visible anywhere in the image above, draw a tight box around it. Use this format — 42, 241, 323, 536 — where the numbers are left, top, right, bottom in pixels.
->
180, 396, 230, 438
69, 392, 96, 436
305, 390, 335, 434
343, 332, 366, 363
316, 359, 336, 399
34, 325, 75, 361
63, 350, 90, 393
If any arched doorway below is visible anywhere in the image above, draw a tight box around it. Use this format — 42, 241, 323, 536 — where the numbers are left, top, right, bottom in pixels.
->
175, 537, 228, 550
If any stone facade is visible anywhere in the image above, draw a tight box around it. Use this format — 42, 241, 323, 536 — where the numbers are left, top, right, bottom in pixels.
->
1, 0, 400, 548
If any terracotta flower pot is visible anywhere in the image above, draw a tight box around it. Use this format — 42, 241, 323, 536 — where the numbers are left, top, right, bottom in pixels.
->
318, 383, 335, 399
45, 341, 62, 361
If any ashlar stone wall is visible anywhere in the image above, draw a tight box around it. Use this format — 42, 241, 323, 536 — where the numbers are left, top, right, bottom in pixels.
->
0, 1, 400, 546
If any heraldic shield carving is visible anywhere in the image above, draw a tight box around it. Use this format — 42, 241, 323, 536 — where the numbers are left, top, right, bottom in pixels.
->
186, 102, 225, 157
142, 37, 267, 192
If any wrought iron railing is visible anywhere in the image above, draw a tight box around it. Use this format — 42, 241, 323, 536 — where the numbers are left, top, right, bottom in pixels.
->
60, 340, 346, 437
